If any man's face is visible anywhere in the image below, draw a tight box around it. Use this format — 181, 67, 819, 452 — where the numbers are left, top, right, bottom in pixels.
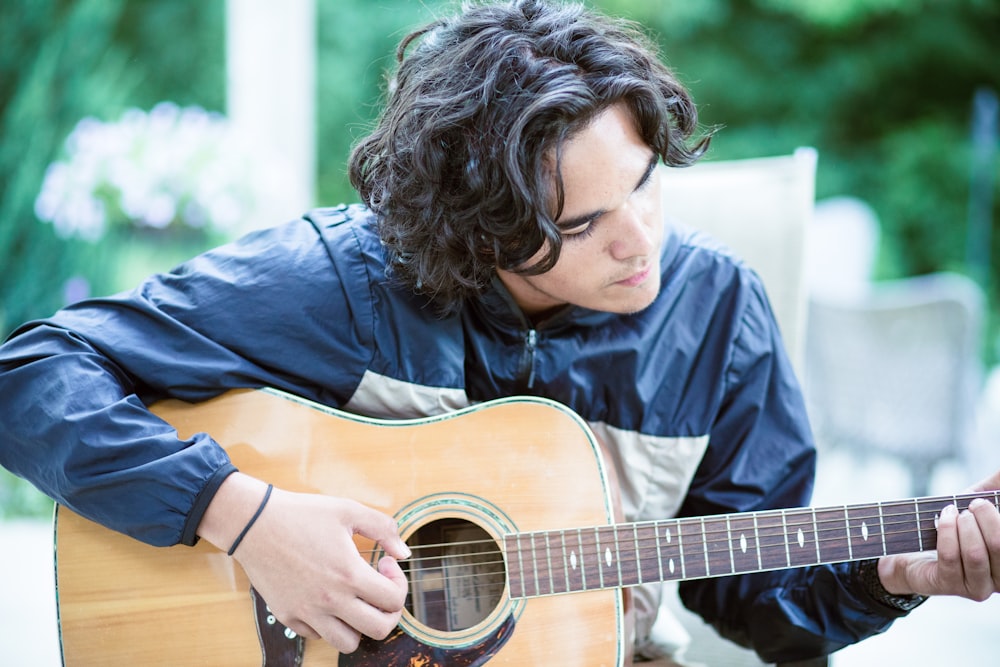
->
497, 103, 664, 318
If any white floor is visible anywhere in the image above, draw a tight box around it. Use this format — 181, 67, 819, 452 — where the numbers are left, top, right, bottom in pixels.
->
1, 519, 60, 667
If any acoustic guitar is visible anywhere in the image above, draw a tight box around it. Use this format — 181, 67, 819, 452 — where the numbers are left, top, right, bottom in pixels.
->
54, 388, 999, 666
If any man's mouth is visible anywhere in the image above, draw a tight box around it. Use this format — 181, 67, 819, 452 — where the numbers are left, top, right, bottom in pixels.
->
616, 266, 651, 287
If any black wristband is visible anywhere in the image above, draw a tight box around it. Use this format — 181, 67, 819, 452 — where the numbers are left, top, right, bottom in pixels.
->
855, 558, 928, 612
227, 484, 273, 556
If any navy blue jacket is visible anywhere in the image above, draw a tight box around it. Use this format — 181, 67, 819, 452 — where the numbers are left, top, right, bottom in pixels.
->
0, 204, 904, 662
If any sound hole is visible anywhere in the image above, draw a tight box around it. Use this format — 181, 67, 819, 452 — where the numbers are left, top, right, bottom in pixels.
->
402, 518, 505, 632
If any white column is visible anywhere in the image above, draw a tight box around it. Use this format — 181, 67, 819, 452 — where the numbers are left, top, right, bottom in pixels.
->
226, 0, 316, 230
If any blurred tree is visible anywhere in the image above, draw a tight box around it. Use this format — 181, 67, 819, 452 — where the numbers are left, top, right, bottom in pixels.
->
315, 0, 445, 206
596, 0, 1000, 356
0, 0, 224, 339
0, 0, 130, 336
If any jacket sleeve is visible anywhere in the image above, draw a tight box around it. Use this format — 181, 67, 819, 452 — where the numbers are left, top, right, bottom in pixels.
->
0, 218, 373, 547
676, 274, 905, 663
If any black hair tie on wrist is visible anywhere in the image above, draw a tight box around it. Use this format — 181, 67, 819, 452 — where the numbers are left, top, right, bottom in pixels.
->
228, 483, 274, 556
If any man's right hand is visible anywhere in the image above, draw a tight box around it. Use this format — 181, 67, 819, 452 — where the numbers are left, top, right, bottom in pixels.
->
196, 473, 411, 653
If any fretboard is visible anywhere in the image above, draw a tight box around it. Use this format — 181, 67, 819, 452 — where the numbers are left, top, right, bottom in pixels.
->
503, 491, 1000, 599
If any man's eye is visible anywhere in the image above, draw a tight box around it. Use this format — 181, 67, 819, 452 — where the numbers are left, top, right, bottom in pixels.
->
562, 222, 596, 240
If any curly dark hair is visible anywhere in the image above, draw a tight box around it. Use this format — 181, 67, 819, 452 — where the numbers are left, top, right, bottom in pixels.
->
349, 0, 711, 312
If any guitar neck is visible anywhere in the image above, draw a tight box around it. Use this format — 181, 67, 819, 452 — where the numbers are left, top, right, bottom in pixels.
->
504, 491, 1000, 598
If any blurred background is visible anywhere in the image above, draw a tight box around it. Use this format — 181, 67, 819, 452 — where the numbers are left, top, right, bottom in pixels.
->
0, 0, 998, 665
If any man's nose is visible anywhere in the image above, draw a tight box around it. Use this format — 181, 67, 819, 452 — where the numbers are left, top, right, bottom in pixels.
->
608, 205, 654, 260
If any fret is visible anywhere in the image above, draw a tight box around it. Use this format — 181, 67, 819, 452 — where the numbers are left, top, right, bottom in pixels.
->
726, 516, 736, 573
877, 502, 887, 555
653, 522, 665, 582
675, 521, 687, 579
613, 525, 641, 587
845, 507, 854, 560
756, 510, 789, 570
655, 521, 682, 580
551, 530, 569, 595
781, 509, 792, 567
880, 500, 922, 555
531, 533, 552, 595
595, 526, 625, 588
785, 508, 819, 566
916, 499, 926, 552
594, 527, 605, 588
751, 513, 763, 571
728, 514, 760, 574
812, 509, 821, 562
846, 503, 885, 559
579, 527, 601, 590
566, 529, 585, 593
678, 518, 707, 579
530, 532, 550, 596
915, 497, 948, 553
634, 522, 661, 582
844, 505, 854, 560
814, 506, 851, 564
703, 516, 732, 576
629, 525, 639, 583
543, 532, 554, 593
504, 533, 525, 598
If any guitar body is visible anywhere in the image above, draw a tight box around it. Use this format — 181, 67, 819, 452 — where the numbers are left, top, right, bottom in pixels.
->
55, 388, 627, 666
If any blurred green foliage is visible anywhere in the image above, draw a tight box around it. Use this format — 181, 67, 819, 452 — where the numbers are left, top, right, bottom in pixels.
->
599, 0, 1000, 284
0, 0, 225, 336
0, 0, 998, 517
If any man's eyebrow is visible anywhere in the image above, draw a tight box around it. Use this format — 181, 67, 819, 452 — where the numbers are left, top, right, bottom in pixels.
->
557, 153, 659, 230
636, 153, 659, 189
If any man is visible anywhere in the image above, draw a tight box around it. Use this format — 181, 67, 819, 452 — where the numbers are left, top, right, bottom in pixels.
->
1, 1, 998, 664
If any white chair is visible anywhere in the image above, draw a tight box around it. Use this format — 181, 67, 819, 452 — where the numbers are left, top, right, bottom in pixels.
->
804, 272, 986, 497
807, 196, 881, 301
660, 147, 817, 376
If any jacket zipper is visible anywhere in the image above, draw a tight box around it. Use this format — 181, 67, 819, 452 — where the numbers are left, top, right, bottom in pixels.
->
521, 328, 538, 389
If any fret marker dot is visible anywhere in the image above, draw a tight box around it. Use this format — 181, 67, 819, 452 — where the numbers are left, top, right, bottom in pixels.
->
664, 527, 672, 543
570, 552, 578, 570
797, 528, 805, 548
605, 547, 613, 567
861, 521, 869, 541
669, 558, 675, 574
740, 534, 748, 553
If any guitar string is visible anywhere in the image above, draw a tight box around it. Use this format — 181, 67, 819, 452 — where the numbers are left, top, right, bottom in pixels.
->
378, 493, 1000, 613
364, 491, 998, 564
360, 494, 1000, 606
362, 519, 965, 601
384, 494, 1000, 608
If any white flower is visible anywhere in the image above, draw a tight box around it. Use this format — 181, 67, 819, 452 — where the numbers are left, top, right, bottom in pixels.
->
35, 102, 256, 240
